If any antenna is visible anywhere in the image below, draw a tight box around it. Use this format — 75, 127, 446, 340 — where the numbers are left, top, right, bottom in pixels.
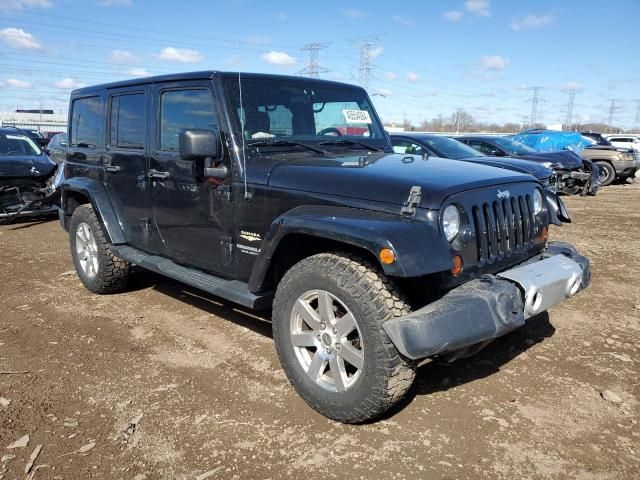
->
236, 35, 250, 201
299, 42, 332, 78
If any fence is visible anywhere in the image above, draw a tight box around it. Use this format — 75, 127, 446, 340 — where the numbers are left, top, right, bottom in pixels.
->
1, 120, 67, 134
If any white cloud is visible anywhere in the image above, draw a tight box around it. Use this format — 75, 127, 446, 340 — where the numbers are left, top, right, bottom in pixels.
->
245, 35, 271, 45
340, 8, 366, 19
0, 78, 33, 89
0, 27, 43, 50
559, 81, 582, 91
53, 78, 86, 89
509, 14, 555, 31
0, 0, 51, 11
443, 10, 463, 21
392, 15, 414, 27
370, 46, 383, 58
97, 0, 132, 5
406, 72, 420, 82
124, 68, 151, 77
480, 55, 510, 71
261, 50, 296, 66
156, 47, 204, 63
384, 71, 397, 80
108, 49, 139, 63
465, 0, 490, 17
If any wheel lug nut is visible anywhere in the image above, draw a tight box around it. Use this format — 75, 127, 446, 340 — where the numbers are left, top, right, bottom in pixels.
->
320, 323, 326, 330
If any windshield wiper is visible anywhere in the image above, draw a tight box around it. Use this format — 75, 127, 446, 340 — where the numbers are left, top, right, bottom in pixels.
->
249, 140, 325, 155
318, 139, 383, 152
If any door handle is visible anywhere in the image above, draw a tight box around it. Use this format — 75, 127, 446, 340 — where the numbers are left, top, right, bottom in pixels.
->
148, 169, 171, 180
105, 165, 121, 173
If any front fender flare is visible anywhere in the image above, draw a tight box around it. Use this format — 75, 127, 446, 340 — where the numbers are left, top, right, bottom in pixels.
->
60, 177, 126, 244
248, 205, 453, 292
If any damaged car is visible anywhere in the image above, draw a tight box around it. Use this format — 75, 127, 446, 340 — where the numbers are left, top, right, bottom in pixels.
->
390, 132, 560, 194
0, 127, 64, 223
457, 135, 599, 195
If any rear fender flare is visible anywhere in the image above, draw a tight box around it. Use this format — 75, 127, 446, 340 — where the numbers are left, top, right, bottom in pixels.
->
60, 177, 125, 244
248, 205, 453, 292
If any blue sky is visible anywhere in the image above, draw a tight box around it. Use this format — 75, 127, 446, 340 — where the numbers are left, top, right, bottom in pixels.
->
1, 0, 639, 129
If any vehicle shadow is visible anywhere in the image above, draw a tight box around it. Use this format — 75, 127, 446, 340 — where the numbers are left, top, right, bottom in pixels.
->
4, 216, 57, 230
131, 271, 273, 339
382, 312, 555, 419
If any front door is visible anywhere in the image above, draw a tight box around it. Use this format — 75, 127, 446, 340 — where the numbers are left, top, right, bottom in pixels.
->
103, 89, 150, 246
149, 82, 232, 272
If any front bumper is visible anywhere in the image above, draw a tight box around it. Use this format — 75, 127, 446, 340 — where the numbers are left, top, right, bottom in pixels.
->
383, 241, 590, 360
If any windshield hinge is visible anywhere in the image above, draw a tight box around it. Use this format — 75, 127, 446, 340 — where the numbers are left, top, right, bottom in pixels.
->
401, 186, 422, 216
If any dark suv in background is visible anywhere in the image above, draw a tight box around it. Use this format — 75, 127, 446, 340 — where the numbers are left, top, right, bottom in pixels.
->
58, 71, 590, 423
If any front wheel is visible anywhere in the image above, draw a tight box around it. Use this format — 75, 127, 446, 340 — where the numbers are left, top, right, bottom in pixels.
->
595, 161, 616, 186
272, 252, 416, 423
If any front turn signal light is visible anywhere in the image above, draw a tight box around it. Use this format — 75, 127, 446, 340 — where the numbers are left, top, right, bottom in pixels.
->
539, 226, 548, 243
379, 248, 395, 265
451, 255, 463, 276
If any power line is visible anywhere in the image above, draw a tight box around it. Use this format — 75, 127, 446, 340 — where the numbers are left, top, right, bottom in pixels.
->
528, 87, 544, 127
564, 89, 576, 131
298, 42, 332, 78
350, 36, 383, 91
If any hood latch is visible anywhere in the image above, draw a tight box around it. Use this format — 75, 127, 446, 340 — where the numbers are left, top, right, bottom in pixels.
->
401, 185, 422, 216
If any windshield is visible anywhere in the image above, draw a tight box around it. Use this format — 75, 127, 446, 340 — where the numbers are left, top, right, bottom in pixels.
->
493, 137, 537, 155
224, 78, 387, 150
418, 136, 484, 159
0, 134, 42, 156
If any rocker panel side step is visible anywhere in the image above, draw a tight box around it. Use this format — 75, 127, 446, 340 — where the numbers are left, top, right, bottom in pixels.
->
112, 245, 273, 310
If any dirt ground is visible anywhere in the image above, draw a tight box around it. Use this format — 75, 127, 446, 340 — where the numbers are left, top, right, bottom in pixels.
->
1, 181, 639, 480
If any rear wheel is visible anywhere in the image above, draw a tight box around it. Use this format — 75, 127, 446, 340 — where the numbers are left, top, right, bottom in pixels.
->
272, 252, 416, 423
69, 204, 131, 294
595, 161, 616, 186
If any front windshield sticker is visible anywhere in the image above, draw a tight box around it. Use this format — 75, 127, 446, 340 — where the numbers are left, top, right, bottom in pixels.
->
342, 109, 372, 124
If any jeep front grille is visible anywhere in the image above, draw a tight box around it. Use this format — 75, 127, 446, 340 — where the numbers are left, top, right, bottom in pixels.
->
471, 194, 535, 263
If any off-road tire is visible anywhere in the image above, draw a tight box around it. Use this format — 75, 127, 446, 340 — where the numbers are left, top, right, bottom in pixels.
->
595, 161, 616, 187
69, 204, 131, 294
272, 252, 416, 423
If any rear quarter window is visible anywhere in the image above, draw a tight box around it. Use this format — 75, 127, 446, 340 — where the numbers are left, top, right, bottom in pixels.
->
70, 96, 102, 148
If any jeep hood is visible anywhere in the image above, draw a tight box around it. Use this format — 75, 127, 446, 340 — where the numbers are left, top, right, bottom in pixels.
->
266, 153, 536, 209
0, 154, 56, 179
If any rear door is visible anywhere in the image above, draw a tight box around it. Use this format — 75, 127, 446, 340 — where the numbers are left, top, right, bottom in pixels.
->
103, 88, 150, 246
148, 81, 232, 272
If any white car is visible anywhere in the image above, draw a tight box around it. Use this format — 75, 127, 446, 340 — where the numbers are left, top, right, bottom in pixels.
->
606, 135, 640, 152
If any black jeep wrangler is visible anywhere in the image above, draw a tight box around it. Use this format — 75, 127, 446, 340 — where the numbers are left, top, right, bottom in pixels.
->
59, 71, 590, 423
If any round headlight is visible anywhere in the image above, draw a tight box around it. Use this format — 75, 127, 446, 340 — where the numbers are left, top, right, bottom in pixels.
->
442, 205, 460, 242
533, 189, 543, 215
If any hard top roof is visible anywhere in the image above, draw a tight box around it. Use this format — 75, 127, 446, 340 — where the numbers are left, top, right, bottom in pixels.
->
71, 70, 362, 96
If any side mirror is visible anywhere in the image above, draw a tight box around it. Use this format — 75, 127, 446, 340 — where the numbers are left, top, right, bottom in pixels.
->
179, 129, 220, 161
179, 129, 227, 179
490, 149, 503, 156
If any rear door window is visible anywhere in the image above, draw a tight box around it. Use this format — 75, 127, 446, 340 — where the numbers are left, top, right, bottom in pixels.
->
70, 96, 101, 148
109, 93, 146, 149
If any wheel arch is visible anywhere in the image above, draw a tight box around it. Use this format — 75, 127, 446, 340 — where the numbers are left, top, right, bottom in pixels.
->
247, 205, 453, 293
60, 177, 126, 244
